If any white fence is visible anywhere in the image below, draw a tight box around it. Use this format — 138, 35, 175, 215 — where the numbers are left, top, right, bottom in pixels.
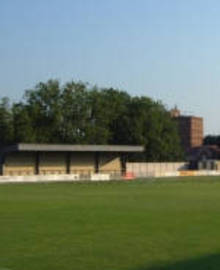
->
126, 162, 189, 178
126, 162, 220, 178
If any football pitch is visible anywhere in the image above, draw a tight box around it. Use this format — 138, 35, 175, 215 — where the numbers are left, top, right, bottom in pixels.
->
1, 177, 220, 270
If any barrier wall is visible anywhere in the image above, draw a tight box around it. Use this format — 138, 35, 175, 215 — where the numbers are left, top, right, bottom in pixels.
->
126, 162, 189, 178
0, 174, 80, 183
0, 173, 115, 183
126, 162, 220, 178
1, 170, 220, 184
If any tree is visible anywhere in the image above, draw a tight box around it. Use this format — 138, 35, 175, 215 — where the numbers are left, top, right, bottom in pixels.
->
24, 80, 62, 143
85, 88, 131, 144
100, 88, 131, 145
127, 97, 183, 161
0, 97, 13, 145
204, 135, 220, 146
12, 103, 35, 143
0, 79, 184, 161
60, 81, 90, 143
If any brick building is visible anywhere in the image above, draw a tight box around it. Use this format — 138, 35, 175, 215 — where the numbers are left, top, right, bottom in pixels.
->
170, 107, 204, 152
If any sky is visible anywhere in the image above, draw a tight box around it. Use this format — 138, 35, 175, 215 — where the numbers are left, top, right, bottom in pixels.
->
1, 0, 220, 135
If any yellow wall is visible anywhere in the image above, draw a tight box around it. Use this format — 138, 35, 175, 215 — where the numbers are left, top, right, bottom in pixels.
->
70, 152, 95, 174
2, 151, 122, 176
39, 152, 66, 174
216, 161, 220, 170
99, 153, 121, 173
3, 152, 35, 176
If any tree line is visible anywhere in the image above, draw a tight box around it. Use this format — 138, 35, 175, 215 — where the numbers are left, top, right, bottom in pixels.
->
203, 135, 220, 147
0, 79, 184, 161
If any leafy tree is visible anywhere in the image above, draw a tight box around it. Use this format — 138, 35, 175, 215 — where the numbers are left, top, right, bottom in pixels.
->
127, 98, 183, 161
204, 135, 220, 146
0, 97, 13, 145
0, 79, 184, 161
24, 80, 62, 143
12, 103, 35, 143
60, 81, 90, 143
100, 88, 131, 145
85, 88, 130, 144
85, 88, 110, 144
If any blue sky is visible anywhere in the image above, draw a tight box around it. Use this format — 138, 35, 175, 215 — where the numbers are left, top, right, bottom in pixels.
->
1, 0, 220, 134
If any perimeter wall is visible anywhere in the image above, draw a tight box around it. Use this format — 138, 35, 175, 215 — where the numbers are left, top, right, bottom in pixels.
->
126, 162, 189, 177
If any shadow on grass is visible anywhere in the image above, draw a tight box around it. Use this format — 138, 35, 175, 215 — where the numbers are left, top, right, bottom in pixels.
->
135, 254, 220, 270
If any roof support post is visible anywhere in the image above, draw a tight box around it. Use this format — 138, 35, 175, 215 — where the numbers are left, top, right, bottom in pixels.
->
95, 152, 100, 173
0, 152, 5, 176
120, 153, 127, 175
66, 152, 71, 174
35, 152, 39, 175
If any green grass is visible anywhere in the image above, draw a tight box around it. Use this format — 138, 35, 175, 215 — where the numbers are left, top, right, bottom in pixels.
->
1, 177, 220, 270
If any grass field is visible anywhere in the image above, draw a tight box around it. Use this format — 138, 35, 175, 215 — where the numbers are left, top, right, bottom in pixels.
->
1, 177, 220, 270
